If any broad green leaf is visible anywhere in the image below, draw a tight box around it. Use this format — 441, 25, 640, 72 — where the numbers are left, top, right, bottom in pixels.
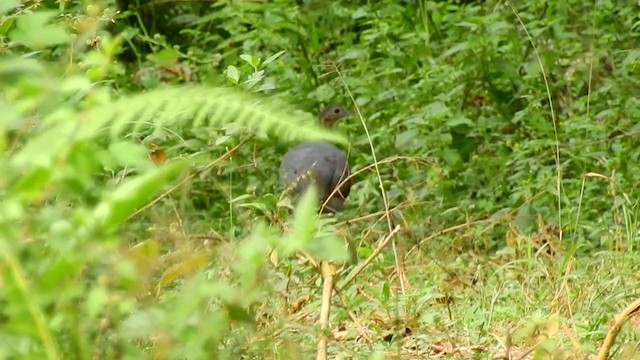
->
235, 222, 279, 293
92, 160, 189, 229
243, 69, 265, 89
38, 256, 84, 291
64, 141, 102, 191
441, 148, 461, 167
120, 309, 166, 339
0, 0, 18, 17
147, 49, 179, 67
108, 141, 154, 171
0, 56, 45, 80
486, 21, 511, 34
60, 76, 92, 93
446, 117, 475, 128
11, 167, 51, 200
225, 65, 240, 84
424, 101, 450, 121
86, 286, 108, 319
0, 198, 24, 221
9, 11, 69, 49
308, 83, 336, 102
240, 54, 260, 69
339, 47, 367, 61
622, 50, 640, 68
0, 99, 22, 130
0, 17, 14, 36
395, 129, 419, 150
12, 118, 76, 168
304, 233, 348, 263
352, 6, 368, 19
215, 135, 232, 145
281, 187, 318, 255
524, 58, 541, 77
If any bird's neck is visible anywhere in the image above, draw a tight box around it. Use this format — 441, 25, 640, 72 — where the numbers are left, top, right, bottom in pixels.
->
319, 118, 333, 128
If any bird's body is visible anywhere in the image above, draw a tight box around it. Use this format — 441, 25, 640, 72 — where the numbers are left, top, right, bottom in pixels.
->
280, 105, 353, 213
280, 141, 351, 212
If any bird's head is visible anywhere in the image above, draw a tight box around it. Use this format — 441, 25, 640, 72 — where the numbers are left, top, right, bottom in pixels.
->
318, 105, 354, 128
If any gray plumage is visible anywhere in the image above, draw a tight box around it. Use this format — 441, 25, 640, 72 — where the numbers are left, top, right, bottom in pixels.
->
280, 141, 351, 212
280, 105, 354, 213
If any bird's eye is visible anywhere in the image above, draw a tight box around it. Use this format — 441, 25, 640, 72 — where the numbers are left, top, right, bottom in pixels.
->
333, 108, 341, 114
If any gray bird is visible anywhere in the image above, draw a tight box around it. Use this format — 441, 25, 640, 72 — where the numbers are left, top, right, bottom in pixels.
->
280, 105, 354, 213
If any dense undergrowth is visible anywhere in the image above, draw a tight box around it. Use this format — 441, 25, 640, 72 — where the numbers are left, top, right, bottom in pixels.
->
1, 0, 640, 359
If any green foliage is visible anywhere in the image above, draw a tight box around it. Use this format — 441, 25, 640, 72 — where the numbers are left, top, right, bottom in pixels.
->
2, 0, 640, 358
0, 2, 350, 358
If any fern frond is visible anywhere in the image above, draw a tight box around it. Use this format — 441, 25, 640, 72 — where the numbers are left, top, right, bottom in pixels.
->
86, 85, 346, 144
14, 85, 347, 168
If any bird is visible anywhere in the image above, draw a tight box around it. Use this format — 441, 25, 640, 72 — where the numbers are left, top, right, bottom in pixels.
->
280, 105, 354, 213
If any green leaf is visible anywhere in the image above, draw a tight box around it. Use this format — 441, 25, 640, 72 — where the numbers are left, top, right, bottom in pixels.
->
130, 239, 160, 258
308, 83, 336, 102
9, 11, 69, 49
236, 222, 272, 292
157, 255, 208, 291
120, 309, 166, 339
446, 117, 475, 128
242, 69, 264, 89
441, 148, 461, 167
0, 0, 18, 17
92, 160, 189, 229
225, 65, 240, 84
86, 286, 108, 319
240, 54, 260, 69
147, 49, 179, 67
0, 17, 14, 36
225, 303, 254, 324
108, 141, 154, 172
0, 56, 45, 81
395, 129, 419, 150
524, 58, 541, 77
281, 187, 318, 254
11, 167, 51, 200
339, 47, 368, 61
622, 50, 640, 69
262, 50, 285, 66
380, 282, 390, 302
440, 42, 469, 58
425, 101, 450, 121
305, 233, 348, 263
215, 135, 231, 145
60, 75, 92, 94
0, 98, 22, 130
12, 118, 76, 168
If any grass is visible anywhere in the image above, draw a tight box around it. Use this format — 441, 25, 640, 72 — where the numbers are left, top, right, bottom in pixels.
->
136, 176, 640, 359
4, 1, 640, 358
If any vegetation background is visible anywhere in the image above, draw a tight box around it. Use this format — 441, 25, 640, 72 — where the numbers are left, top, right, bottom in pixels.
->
1, 0, 640, 358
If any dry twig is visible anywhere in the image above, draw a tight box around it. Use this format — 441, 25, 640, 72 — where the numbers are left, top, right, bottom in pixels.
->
595, 296, 640, 360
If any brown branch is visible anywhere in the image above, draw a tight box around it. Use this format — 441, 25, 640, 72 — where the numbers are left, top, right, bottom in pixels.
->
596, 297, 640, 360
337, 225, 400, 292
316, 262, 338, 360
